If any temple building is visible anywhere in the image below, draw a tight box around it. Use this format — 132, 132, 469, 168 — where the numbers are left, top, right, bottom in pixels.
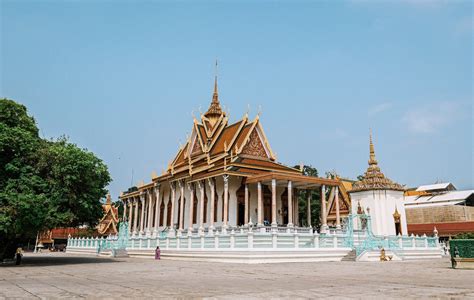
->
39, 194, 119, 250
349, 134, 407, 236
119, 77, 350, 236
97, 194, 120, 236
64, 75, 442, 262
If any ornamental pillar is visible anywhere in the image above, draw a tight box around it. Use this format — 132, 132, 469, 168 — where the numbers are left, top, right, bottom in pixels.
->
335, 186, 341, 229
321, 185, 327, 232
307, 191, 311, 227
188, 183, 194, 234
209, 178, 215, 230
198, 181, 205, 231
154, 183, 160, 232
179, 181, 185, 231
123, 199, 128, 222
139, 192, 145, 234
223, 175, 229, 228
128, 199, 133, 233
170, 182, 176, 229
147, 190, 153, 234
244, 184, 249, 226
133, 197, 139, 234
287, 181, 293, 227
257, 181, 263, 226
271, 179, 277, 227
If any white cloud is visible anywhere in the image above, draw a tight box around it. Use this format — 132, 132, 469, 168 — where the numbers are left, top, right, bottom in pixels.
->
402, 102, 462, 134
368, 102, 392, 117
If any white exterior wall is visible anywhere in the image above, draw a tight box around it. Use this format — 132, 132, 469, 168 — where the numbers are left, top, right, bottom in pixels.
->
350, 189, 407, 236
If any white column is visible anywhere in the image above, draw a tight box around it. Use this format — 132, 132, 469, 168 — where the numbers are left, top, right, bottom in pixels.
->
321, 185, 327, 232
139, 192, 145, 234
257, 181, 263, 226
199, 181, 205, 232
287, 181, 293, 227
133, 197, 139, 234
188, 183, 194, 233
271, 179, 277, 227
179, 181, 185, 231
147, 190, 153, 234
244, 184, 249, 225
335, 186, 341, 229
154, 184, 160, 232
223, 175, 229, 228
307, 191, 311, 227
170, 183, 176, 229
209, 178, 215, 230
123, 199, 128, 222
128, 199, 133, 233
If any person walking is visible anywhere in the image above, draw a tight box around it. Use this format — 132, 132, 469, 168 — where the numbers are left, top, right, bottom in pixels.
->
155, 246, 161, 260
15, 247, 23, 265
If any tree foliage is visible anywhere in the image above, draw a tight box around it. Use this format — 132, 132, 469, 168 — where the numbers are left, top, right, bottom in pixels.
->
0, 98, 111, 259
294, 165, 322, 229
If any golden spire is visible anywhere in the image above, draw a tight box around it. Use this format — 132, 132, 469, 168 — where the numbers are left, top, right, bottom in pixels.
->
204, 60, 224, 124
369, 128, 377, 165
351, 130, 404, 192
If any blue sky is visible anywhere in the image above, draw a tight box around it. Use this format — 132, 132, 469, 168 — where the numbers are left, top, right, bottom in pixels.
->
1, 0, 472, 200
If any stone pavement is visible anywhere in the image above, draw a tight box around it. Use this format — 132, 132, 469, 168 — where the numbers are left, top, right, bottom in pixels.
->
0, 253, 472, 299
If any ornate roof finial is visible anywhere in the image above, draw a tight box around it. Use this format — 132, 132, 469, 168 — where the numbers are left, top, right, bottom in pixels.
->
369, 128, 377, 165
351, 130, 404, 192
204, 59, 224, 124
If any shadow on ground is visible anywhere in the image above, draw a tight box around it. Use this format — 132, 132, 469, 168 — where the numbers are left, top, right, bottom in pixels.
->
1, 255, 122, 267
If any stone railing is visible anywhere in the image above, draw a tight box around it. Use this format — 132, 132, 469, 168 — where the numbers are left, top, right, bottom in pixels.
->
67, 230, 439, 254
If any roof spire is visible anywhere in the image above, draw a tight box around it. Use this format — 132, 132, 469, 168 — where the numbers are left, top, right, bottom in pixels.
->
351, 129, 404, 192
369, 128, 377, 165
204, 59, 224, 124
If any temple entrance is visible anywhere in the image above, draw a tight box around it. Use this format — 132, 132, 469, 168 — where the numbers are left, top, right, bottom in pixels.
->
281, 190, 288, 225
236, 185, 245, 226
263, 185, 271, 225
394, 221, 402, 236
393, 207, 402, 235
159, 202, 165, 226
193, 190, 198, 224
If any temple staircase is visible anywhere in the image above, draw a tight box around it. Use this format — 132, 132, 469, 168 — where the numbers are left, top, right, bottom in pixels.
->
341, 249, 357, 261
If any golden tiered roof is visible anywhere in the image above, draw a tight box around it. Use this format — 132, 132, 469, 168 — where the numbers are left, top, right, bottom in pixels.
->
351, 133, 404, 192
155, 76, 301, 183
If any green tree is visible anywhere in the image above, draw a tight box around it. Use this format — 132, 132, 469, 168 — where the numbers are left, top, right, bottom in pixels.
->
0, 99, 111, 259
294, 165, 322, 229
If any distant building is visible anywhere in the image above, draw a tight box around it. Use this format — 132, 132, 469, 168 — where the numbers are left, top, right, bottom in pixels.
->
39, 194, 119, 248
97, 194, 120, 236
405, 183, 474, 239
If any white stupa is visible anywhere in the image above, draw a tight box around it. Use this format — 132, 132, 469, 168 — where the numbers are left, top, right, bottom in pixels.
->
349, 133, 407, 236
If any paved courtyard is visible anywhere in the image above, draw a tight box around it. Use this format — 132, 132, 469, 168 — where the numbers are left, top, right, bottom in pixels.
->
0, 253, 472, 299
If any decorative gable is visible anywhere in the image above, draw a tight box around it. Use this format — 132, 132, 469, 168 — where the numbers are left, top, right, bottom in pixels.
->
241, 129, 268, 159
191, 136, 203, 156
